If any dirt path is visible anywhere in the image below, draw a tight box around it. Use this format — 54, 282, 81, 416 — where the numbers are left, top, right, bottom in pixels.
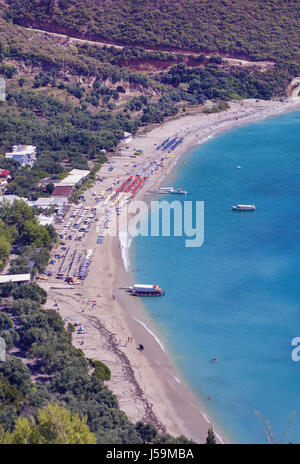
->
24, 26, 274, 70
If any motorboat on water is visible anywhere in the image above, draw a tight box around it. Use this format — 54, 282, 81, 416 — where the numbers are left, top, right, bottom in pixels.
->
170, 187, 187, 195
158, 187, 187, 195
232, 204, 256, 211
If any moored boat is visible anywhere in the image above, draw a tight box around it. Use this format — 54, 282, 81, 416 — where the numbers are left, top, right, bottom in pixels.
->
158, 187, 187, 194
232, 204, 256, 211
130, 284, 165, 296
170, 188, 187, 195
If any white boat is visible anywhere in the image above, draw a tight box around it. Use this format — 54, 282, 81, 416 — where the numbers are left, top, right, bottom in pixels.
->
170, 188, 187, 195
232, 204, 256, 211
159, 187, 187, 194
159, 187, 173, 192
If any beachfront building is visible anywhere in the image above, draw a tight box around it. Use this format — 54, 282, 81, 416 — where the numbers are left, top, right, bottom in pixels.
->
0, 274, 31, 284
58, 169, 90, 187
5, 145, 37, 167
0, 195, 66, 209
51, 169, 90, 198
28, 196, 67, 214
50, 185, 74, 197
0, 196, 67, 224
0, 194, 28, 205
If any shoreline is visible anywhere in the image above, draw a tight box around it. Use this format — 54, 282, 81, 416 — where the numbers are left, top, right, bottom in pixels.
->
44, 97, 300, 444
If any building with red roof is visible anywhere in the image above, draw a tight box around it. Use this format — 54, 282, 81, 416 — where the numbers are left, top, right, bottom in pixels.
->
51, 186, 73, 197
0, 170, 10, 177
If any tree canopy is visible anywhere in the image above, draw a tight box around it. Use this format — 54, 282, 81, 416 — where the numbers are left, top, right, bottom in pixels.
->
0, 403, 97, 444
6, 1, 300, 63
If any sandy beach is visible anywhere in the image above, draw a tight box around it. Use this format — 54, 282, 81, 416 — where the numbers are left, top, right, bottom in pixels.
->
42, 97, 300, 444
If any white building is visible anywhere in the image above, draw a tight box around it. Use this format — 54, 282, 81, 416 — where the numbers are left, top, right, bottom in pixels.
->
0, 195, 67, 218
58, 169, 90, 187
5, 145, 37, 167
0, 274, 31, 284
28, 196, 67, 212
0, 195, 28, 205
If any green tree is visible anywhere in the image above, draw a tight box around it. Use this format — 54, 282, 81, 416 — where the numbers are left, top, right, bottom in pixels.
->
0, 282, 17, 297
0, 357, 32, 395
0, 200, 35, 231
135, 421, 157, 443
0, 374, 24, 410
12, 283, 47, 305
20, 220, 50, 247
90, 359, 111, 381
45, 183, 55, 195
0, 236, 11, 268
0, 403, 96, 444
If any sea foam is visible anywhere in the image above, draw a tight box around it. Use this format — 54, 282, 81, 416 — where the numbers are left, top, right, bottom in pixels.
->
132, 317, 166, 353
119, 230, 132, 272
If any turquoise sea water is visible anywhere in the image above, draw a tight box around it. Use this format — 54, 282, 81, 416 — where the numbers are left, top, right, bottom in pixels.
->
132, 110, 300, 444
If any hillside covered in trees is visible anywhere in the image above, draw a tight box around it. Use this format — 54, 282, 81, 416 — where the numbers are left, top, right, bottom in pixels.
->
5, 0, 300, 63
1, 2, 298, 199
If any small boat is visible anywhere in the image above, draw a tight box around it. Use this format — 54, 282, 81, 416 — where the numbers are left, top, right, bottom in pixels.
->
159, 187, 173, 192
170, 188, 187, 195
158, 187, 187, 195
232, 204, 256, 211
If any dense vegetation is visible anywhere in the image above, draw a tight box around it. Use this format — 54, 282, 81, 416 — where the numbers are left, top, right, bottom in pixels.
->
5, 0, 300, 63
0, 16, 184, 197
0, 403, 97, 444
1, 1, 299, 198
0, 199, 56, 270
159, 62, 296, 103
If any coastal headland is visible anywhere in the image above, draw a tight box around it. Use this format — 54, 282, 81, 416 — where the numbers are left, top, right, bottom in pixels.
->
42, 97, 300, 444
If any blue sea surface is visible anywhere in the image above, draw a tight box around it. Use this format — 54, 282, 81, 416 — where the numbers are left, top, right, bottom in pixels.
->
132, 111, 300, 444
